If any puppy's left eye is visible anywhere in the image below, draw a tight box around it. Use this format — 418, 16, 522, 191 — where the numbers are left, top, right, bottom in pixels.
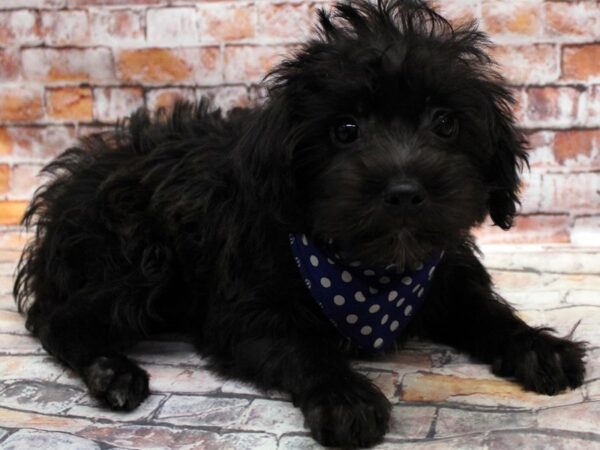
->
332, 118, 359, 144
432, 111, 459, 139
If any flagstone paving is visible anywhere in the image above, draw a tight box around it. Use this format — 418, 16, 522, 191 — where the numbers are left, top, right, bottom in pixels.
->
0, 232, 598, 449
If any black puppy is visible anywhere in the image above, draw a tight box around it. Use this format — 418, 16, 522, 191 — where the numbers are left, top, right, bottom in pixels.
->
15, 0, 585, 447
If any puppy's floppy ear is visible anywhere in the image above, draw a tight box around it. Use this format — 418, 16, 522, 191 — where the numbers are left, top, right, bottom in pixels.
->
233, 95, 301, 223
486, 94, 529, 230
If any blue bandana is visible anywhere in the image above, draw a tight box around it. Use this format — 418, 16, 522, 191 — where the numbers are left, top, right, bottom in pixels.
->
290, 233, 443, 352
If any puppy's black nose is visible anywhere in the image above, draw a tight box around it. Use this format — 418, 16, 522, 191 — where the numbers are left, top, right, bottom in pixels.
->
383, 180, 427, 209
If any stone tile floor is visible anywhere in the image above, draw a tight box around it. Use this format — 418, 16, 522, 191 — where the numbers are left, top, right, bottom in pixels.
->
0, 231, 599, 449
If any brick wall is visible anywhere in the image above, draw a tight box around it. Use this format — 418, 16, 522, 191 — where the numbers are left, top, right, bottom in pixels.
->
0, 0, 598, 244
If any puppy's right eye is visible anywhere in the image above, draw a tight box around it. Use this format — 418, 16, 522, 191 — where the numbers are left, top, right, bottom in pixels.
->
432, 110, 459, 140
332, 118, 359, 144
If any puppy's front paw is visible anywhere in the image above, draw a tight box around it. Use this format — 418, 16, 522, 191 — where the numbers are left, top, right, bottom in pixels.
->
83, 355, 149, 411
493, 328, 586, 395
300, 375, 391, 448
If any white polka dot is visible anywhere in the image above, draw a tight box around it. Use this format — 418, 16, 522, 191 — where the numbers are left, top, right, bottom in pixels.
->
385, 264, 396, 271
364, 269, 375, 276
390, 320, 399, 331
401, 276, 412, 286
373, 338, 384, 349
310, 255, 319, 267
361, 326, 372, 336
346, 314, 358, 324
412, 284, 421, 294
418, 287, 425, 298
381, 314, 389, 325
396, 297, 406, 307
369, 287, 379, 294
301, 234, 308, 245
327, 258, 335, 264
289, 235, 295, 244
341, 271, 352, 283
334, 295, 345, 306
350, 261, 361, 267
428, 266, 436, 280
320, 277, 331, 288
405, 305, 413, 316
354, 291, 366, 302
369, 304, 380, 313
415, 262, 424, 270
388, 290, 398, 302
379, 276, 391, 284
304, 279, 311, 289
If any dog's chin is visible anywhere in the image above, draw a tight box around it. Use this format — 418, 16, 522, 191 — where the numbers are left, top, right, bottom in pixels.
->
328, 226, 442, 272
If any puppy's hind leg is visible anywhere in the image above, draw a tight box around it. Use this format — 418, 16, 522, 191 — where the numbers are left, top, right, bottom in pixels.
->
36, 296, 150, 411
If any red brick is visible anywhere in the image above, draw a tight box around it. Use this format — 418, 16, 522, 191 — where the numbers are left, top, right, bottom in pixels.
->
553, 130, 600, 167
0, 129, 12, 155
0, 165, 9, 195
490, 45, 558, 85
46, 87, 93, 122
589, 85, 600, 126
475, 214, 571, 244
0, 10, 40, 46
93, 87, 144, 123
89, 10, 144, 45
525, 130, 556, 168
563, 44, 600, 82
525, 86, 583, 127
197, 86, 250, 112
196, 47, 222, 85
544, 1, 600, 39
0, 49, 19, 82
432, 0, 478, 26
3, 0, 64, 6
9, 164, 43, 199
257, 3, 312, 41
146, 88, 196, 112
0, 231, 30, 252
76, 125, 113, 140
0, 201, 28, 225
6, 126, 76, 159
510, 87, 526, 124
116, 48, 221, 85
198, 3, 256, 42
224, 45, 286, 83
519, 170, 543, 213
147, 7, 198, 45
117, 49, 191, 83
41, 10, 89, 46
572, 215, 600, 246
541, 173, 600, 212
482, 1, 543, 38
0, 88, 43, 123
22, 48, 114, 83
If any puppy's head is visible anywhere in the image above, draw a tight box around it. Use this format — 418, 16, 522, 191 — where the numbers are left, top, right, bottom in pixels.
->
265, 0, 527, 267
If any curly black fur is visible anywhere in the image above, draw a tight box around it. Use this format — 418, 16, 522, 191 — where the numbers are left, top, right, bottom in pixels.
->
14, 1, 586, 447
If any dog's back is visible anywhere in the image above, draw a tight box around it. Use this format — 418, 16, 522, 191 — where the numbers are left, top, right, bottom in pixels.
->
14, 100, 246, 336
